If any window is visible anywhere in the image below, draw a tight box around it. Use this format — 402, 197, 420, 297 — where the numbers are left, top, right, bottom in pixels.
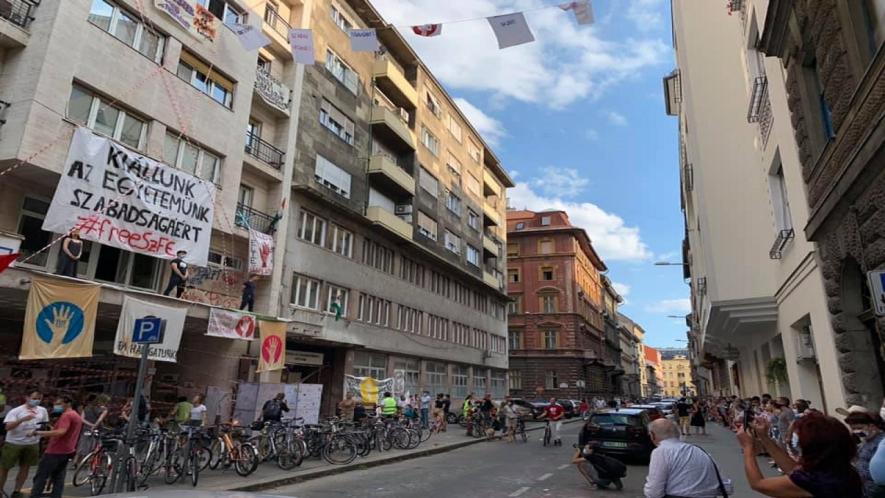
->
769, 160, 793, 232
515, 222, 526, 231
426, 362, 447, 394
421, 127, 440, 156
207, 251, 243, 271
353, 351, 386, 379
177, 51, 234, 108
545, 370, 558, 390
399, 256, 425, 287
327, 285, 349, 317
362, 239, 394, 274
17, 197, 51, 267
509, 370, 522, 390
508, 296, 522, 315
509, 330, 522, 350
803, 58, 834, 149
865, 0, 885, 47
315, 155, 352, 198
419, 168, 439, 197
539, 239, 554, 254
393, 359, 420, 395
330, 4, 354, 31
291, 274, 321, 309
163, 133, 220, 183
448, 114, 463, 142
425, 91, 441, 117
541, 268, 554, 281
540, 294, 557, 313
396, 305, 423, 334
298, 210, 326, 246
543, 330, 557, 349
326, 224, 353, 257
320, 100, 355, 145
416, 211, 437, 240
467, 139, 481, 163
88, 0, 165, 63
444, 230, 461, 254
237, 185, 253, 207
467, 209, 480, 230
325, 50, 360, 95
68, 85, 147, 150
507, 243, 519, 257
445, 191, 462, 215
541, 216, 551, 226
446, 152, 462, 179
465, 173, 481, 198
197, 0, 244, 25
474, 371, 487, 393
452, 366, 468, 397
507, 269, 519, 283
466, 245, 480, 266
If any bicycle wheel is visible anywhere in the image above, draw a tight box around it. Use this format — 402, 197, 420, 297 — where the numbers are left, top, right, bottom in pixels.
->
543, 426, 551, 446
406, 429, 421, 449
72, 450, 100, 487
189, 451, 199, 487
457, 415, 468, 427
234, 442, 258, 477
208, 439, 223, 470
125, 456, 137, 492
250, 435, 270, 461
196, 445, 211, 472
520, 428, 528, 443
164, 450, 184, 484
322, 435, 357, 465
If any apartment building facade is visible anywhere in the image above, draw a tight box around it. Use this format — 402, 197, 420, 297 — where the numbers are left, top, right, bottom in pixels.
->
756, 0, 885, 410
666, 0, 847, 412
643, 345, 662, 397
506, 210, 613, 400
660, 353, 694, 398
0, 0, 510, 416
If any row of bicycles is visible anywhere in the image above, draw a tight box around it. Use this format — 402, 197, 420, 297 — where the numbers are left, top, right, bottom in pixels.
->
71, 414, 440, 496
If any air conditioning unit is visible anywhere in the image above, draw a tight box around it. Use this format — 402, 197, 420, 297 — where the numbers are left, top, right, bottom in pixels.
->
395, 204, 412, 215
796, 331, 816, 360
397, 214, 413, 224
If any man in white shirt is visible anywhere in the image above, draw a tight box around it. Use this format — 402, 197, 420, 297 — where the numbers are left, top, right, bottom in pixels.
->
1, 391, 49, 498
644, 418, 725, 498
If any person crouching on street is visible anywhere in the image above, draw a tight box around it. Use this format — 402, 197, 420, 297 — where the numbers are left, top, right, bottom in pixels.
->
572, 441, 626, 490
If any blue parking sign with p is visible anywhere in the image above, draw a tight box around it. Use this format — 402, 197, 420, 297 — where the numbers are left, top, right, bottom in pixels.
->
133, 316, 165, 344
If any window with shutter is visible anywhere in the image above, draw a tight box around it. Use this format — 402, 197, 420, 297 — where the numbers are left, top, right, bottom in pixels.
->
417, 211, 437, 240
315, 154, 352, 198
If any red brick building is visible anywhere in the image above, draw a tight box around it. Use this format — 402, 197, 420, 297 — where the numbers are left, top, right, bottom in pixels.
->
506, 209, 615, 400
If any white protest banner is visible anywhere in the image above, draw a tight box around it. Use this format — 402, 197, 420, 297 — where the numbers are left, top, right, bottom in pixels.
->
232, 23, 271, 51
114, 296, 186, 363
289, 29, 315, 64
43, 127, 216, 266
350, 28, 379, 52
559, 1, 594, 25
207, 308, 256, 341
487, 12, 535, 49
248, 229, 274, 276
344, 375, 394, 405
154, 0, 218, 41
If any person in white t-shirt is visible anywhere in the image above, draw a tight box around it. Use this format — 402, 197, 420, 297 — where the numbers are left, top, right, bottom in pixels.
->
1, 392, 49, 498
189, 394, 207, 427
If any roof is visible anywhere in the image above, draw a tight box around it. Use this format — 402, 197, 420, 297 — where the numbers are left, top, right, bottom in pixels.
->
506, 210, 607, 271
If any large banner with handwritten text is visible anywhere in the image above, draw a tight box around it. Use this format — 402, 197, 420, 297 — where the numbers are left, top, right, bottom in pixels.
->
43, 127, 216, 266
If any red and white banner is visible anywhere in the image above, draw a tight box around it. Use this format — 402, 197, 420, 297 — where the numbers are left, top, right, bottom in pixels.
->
207, 308, 256, 341
559, 0, 594, 25
256, 320, 286, 373
412, 24, 442, 37
248, 229, 274, 276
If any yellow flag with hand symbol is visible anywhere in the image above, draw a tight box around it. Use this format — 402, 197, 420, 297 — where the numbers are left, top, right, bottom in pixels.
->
20, 276, 100, 359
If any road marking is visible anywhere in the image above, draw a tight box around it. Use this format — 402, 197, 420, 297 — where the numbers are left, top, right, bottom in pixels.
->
538, 473, 553, 481
509, 487, 530, 497
557, 463, 571, 470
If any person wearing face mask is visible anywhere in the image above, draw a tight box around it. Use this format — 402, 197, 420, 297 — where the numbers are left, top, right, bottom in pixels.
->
846, 412, 885, 498
0, 392, 48, 498
30, 396, 83, 498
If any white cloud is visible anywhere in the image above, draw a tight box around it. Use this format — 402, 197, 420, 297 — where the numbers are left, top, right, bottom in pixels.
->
612, 282, 631, 298
656, 250, 680, 262
605, 110, 628, 126
584, 129, 600, 141
627, 0, 667, 31
452, 98, 506, 146
372, 1, 669, 109
531, 166, 589, 198
508, 182, 651, 262
646, 298, 692, 314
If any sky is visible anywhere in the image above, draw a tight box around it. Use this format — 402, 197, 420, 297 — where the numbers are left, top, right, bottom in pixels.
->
374, 0, 690, 348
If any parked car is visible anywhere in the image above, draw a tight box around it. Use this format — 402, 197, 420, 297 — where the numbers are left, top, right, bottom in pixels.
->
629, 404, 664, 421
509, 398, 542, 419
557, 399, 578, 418
582, 408, 655, 462
650, 401, 676, 418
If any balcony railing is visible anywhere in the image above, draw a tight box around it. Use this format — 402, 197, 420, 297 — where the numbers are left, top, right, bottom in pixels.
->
0, 0, 37, 29
769, 228, 795, 259
244, 132, 284, 169
263, 6, 291, 39
235, 203, 276, 233
747, 76, 768, 123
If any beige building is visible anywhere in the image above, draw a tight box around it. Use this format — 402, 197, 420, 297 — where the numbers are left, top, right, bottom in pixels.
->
0, 0, 510, 416
666, 0, 845, 412
661, 354, 694, 398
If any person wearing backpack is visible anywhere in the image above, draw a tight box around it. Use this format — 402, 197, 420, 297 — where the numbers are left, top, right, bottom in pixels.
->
261, 393, 289, 423
571, 441, 626, 490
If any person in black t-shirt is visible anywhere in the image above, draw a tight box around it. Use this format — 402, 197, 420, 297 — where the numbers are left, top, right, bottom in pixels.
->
162, 250, 189, 298
676, 398, 692, 436
240, 274, 259, 311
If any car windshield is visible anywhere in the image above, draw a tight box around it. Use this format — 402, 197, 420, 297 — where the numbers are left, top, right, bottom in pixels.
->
590, 414, 640, 426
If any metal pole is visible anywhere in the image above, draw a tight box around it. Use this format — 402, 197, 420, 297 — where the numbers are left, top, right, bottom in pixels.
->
113, 344, 149, 492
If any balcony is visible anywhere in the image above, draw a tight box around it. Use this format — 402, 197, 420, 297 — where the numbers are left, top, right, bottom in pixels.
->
768, 228, 795, 260
483, 268, 503, 290
254, 69, 291, 116
482, 201, 500, 226
483, 233, 500, 257
0, 0, 35, 47
367, 155, 415, 196
747, 76, 768, 123
235, 203, 277, 233
262, 6, 291, 54
483, 170, 501, 197
244, 132, 284, 170
373, 57, 418, 109
366, 206, 413, 241
370, 105, 416, 153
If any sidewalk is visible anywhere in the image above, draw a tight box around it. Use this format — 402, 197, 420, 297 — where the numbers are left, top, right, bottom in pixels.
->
688, 421, 779, 497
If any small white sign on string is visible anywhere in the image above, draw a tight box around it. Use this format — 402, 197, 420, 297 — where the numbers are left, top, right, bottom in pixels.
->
487, 12, 535, 49
350, 28, 379, 52
289, 28, 315, 64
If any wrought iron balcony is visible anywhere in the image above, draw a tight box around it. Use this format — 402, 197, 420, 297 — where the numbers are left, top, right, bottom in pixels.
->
235, 203, 276, 233
244, 132, 284, 169
747, 75, 768, 123
695, 277, 707, 296
0, 0, 37, 29
769, 228, 795, 259
683, 163, 693, 192
263, 6, 291, 39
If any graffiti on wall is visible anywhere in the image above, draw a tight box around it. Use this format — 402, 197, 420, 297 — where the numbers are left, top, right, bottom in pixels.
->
182, 265, 244, 309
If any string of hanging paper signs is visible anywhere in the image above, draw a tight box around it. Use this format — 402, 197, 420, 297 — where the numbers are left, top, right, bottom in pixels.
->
229, 0, 594, 61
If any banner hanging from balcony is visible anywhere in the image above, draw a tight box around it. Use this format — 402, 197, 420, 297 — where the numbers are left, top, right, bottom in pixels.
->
256, 320, 286, 372
344, 375, 394, 405
248, 229, 274, 276
154, 0, 218, 42
289, 29, 316, 64
20, 277, 99, 360
254, 68, 292, 112
42, 127, 216, 266
114, 296, 186, 363
207, 308, 256, 341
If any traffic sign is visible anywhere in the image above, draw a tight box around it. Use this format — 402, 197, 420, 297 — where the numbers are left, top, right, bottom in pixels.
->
867, 270, 885, 316
132, 315, 165, 344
